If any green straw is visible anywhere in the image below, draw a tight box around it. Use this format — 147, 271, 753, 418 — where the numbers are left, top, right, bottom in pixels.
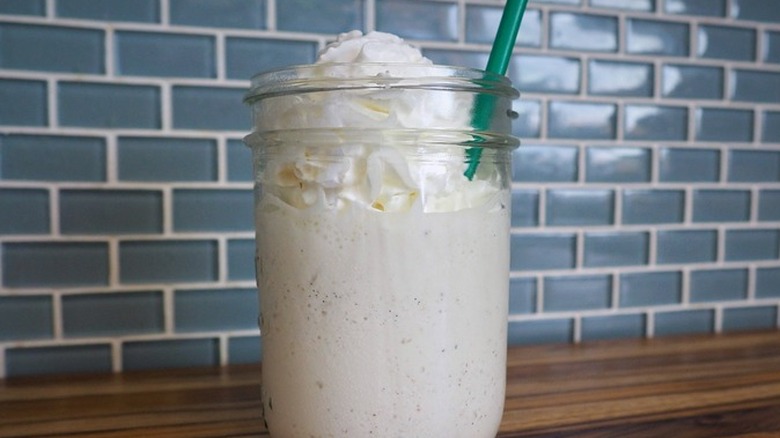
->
464, 0, 529, 180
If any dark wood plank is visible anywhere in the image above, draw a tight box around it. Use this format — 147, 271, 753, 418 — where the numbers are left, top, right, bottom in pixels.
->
1, 331, 779, 437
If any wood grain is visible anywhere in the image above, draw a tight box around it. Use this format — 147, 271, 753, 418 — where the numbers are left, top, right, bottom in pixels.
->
1, 330, 779, 437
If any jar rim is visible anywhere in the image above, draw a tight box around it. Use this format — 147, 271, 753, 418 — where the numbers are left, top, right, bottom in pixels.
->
244, 63, 519, 103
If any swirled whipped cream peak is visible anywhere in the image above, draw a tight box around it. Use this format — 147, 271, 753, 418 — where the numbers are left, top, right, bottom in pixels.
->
317, 30, 432, 65
253, 31, 501, 213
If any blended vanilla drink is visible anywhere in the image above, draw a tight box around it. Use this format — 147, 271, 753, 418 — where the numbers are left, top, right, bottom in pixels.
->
244, 31, 518, 438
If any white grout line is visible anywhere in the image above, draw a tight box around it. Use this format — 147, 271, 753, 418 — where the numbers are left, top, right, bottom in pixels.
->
215, 33, 226, 81
105, 133, 118, 184
714, 305, 724, 333
365, 0, 376, 32
160, 82, 173, 132
52, 291, 63, 339
266, 0, 276, 31
219, 334, 229, 366
108, 238, 120, 287
747, 264, 757, 300
111, 340, 122, 372
160, 0, 170, 26
164, 287, 175, 334
218, 237, 228, 282
49, 187, 60, 236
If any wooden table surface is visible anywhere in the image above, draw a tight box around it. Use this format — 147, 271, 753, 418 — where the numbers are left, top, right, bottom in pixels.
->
2, 330, 780, 437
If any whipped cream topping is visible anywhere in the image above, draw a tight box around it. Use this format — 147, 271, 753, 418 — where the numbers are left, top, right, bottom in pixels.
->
317, 30, 431, 65
254, 31, 499, 213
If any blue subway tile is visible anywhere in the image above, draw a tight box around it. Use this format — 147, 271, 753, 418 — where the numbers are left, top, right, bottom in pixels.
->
175, 288, 258, 332
627, 19, 689, 56
62, 291, 164, 337
512, 190, 539, 228
731, 70, 780, 103
0, 78, 46, 126
550, 12, 617, 52
228, 139, 253, 182
729, 150, 780, 182
546, 189, 614, 226
509, 277, 537, 314
659, 147, 720, 183
511, 233, 576, 271
657, 230, 717, 264
664, 0, 725, 16
548, 101, 617, 140
422, 49, 488, 70
765, 32, 780, 64
622, 190, 684, 225
0, 0, 45, 15
655, 309, 713, 337
278, 0, 362, 33
620, 271, 682, 307
60, 190, 163, 235
116, 31, 215, 78
0, 23, 104, 73
589, 60, 653, 97
723, 306, 778, 332
173, 189, 253, 232
584, 232, 649, 267
725, 229, 780, 261
466, 6, 540, 47
123, 338, 219, 371
170, 0, 265, 29
697, 25, 756, 61
0, 295, 52, 341
508, 318, 573, 345
119, 240, 218, 284
512, 99, 542, 139
695, 108, 753, 142
581, 314, 646, 342
228, 239, 255, 281
0, 134, 106, 182
533, 0, 580, 4
229, 336, 262, 364
5, 344, 112, 377
226, 37, 317, 79
693, 189, 751, 223
377, 0, 455, 41
544, 274, 611, 312
3, 242, 108, 287
230, 38, 317, 79
57, 0, 158, 22
732, 0, 780, 23
764, 111, 780, 142
624, 105, 688, 141
172, 86, 246, 131
591, 0, 653, 10
513, 145, 578, 182
690, 268, 748, 302
59, 82, 160, 129
759, 190, 780, 221
662, 64, 724, 99
756, 267, 780, 298
586, 147, 651, 183
118, 137, 217, 182
0, 188, 49, 234
510, 55, 580, 94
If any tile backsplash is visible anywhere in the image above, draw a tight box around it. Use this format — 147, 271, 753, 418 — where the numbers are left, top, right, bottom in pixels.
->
1, 0, 780, 378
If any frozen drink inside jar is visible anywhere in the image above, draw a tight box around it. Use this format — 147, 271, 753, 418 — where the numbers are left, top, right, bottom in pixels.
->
244, 31, 519, 437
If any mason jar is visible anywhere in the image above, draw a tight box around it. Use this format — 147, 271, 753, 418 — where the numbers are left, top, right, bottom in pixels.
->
244, 64, 519, 438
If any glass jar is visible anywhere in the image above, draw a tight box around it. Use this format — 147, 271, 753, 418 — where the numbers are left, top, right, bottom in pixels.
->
244, 64, 519, 438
